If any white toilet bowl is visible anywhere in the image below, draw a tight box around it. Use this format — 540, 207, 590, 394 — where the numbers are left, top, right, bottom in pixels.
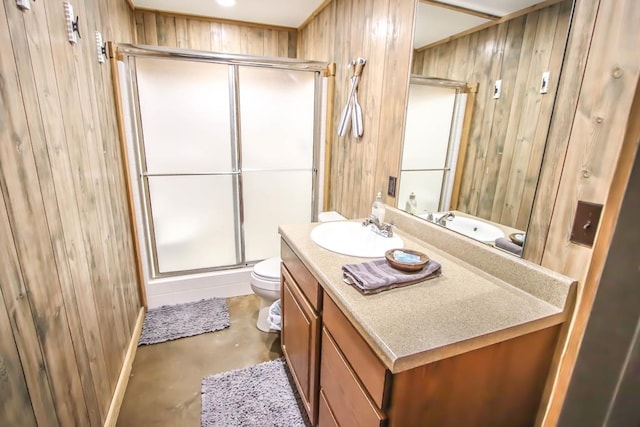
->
250, 211, 347, 332
250, 257, 282, 332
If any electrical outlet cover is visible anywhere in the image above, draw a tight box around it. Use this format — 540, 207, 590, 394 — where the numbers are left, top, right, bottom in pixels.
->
493, 80, 502, 99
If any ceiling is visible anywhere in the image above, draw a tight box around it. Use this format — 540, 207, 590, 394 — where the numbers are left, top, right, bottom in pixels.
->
132, 0, 550, 46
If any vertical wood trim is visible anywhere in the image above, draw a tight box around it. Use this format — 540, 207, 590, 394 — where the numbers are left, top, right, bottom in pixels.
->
324, 63, 337, 211
450, 83, 477, 210
103, 307, 145, 427
109, 42, 147, 309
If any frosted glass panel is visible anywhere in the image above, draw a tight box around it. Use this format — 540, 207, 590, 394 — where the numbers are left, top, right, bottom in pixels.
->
402, 84, 456, 170
136, 58, 232, 174
147, 176, 237, 273
239, 67, 315, 170
398, 171, 445, 214
243, 170, 312, 261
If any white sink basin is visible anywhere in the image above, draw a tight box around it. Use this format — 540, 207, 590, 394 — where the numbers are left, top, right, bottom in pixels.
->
310, 221, 403, 257
430, 214, 505, 243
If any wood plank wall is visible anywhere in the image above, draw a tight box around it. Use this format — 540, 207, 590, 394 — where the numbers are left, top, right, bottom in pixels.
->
0, 0, 140, 425
529, 0, 640, 423
134, 10, 298, 57
298, 0, 416, 218
412, 0, 572, 230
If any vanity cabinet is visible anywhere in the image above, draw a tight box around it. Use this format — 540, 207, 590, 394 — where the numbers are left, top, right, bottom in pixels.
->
279, 225, 571, 427
318, 292, 561, 427
281, 242, 322, 425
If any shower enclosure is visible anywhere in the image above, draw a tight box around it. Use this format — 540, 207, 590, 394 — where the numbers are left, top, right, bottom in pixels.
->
116, 45, 327, 305
397, 76, 468, 214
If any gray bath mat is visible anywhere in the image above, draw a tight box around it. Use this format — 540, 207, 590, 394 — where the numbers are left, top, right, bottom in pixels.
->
201, 358, 310, 427
138, 298, 230, 346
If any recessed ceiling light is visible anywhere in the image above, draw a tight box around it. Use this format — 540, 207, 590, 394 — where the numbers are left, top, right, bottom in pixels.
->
217, 0, 236, 6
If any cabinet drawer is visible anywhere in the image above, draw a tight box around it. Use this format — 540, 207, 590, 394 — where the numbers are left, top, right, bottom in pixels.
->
318, 389, 338, 427
324, 295, 389, 409
320, 329, 385, 427
281, 241, 321, 311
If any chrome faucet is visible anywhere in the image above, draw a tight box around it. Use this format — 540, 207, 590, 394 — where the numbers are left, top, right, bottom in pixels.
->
362, 215, 394, 237
436, 212, 455, 226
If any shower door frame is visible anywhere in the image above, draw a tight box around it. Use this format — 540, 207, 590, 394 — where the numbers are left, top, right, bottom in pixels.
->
119, 44, 328, 280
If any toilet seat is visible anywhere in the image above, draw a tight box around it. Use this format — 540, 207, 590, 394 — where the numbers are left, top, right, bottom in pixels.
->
251, 257, 281, 292
253, 257, 281, 280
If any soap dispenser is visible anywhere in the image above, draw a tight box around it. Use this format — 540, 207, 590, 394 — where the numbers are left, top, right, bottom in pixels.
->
405, 192, 417, 215
371, 192, 386, 223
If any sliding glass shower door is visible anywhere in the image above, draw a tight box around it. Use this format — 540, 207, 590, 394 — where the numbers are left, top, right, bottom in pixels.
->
129, 53, 322, 278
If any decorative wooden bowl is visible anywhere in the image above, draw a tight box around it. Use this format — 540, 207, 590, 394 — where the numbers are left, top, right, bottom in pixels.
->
385, 249, 429, 272
509, 232, 525, 247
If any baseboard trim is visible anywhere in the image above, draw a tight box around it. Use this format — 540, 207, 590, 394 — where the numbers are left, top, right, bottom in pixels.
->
103, 307, 145, 427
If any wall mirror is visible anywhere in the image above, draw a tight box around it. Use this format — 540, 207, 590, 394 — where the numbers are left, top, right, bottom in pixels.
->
397, 0, 574, 257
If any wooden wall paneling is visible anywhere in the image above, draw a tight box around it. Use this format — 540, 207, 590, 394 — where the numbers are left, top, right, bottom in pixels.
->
361, 0, 391, 215
264, 29, 278, 57
0, 285, 37, 427
499, 6, 560, 229
298, 0, 414, 217
279, 29, 292, 58
134, 11, 145, 43
475, 17, 526, 220
7, 3, 113, 424
190, 19, 213, 51
91, 0, 142, 327
465, 23, 508, 216
220, 22, 242, 53
156, 13, 177, 46
174, 17, 189, 48
414, 1, 571, 229
516, 0, 572, 229
456, 29, 492, 213
90, 0, 141, 334
41, 0, 129, 378
330, 0, 352, 216
449, 36, 473, 82
536, 0, 640, 422
0, 5, 89, 427
360, 0, 382, 213
0, 170, 55, 425
346, 0, 366, 218
142, 11, 158, 45
372, 0, 416, 217
523, 0, 600, 263
452, 31, 479, 212
489, 13, 539, 225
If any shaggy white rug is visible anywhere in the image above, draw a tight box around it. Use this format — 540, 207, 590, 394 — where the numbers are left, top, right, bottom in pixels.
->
201, 358, 310, 427
138, 298, 230, 346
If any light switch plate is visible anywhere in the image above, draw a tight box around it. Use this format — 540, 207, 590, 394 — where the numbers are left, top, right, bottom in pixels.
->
570, 201, 603, 247
387, 176, 397, 197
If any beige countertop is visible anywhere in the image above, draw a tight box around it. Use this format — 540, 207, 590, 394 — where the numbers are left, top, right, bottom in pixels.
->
279, 211, 575, 373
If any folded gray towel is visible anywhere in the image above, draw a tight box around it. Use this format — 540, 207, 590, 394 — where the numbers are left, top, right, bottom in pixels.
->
342, 258, 442, 295
494, 237, 523, 256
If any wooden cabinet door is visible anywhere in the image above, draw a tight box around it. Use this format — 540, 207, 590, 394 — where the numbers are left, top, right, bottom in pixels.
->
281, 266, 320, 424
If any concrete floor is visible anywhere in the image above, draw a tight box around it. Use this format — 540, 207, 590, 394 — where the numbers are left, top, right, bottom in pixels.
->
117, 294, 283, 427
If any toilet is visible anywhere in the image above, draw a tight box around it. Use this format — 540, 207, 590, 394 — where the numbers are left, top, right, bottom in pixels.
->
250, 211, 346, 332
250, 257, 282, 332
